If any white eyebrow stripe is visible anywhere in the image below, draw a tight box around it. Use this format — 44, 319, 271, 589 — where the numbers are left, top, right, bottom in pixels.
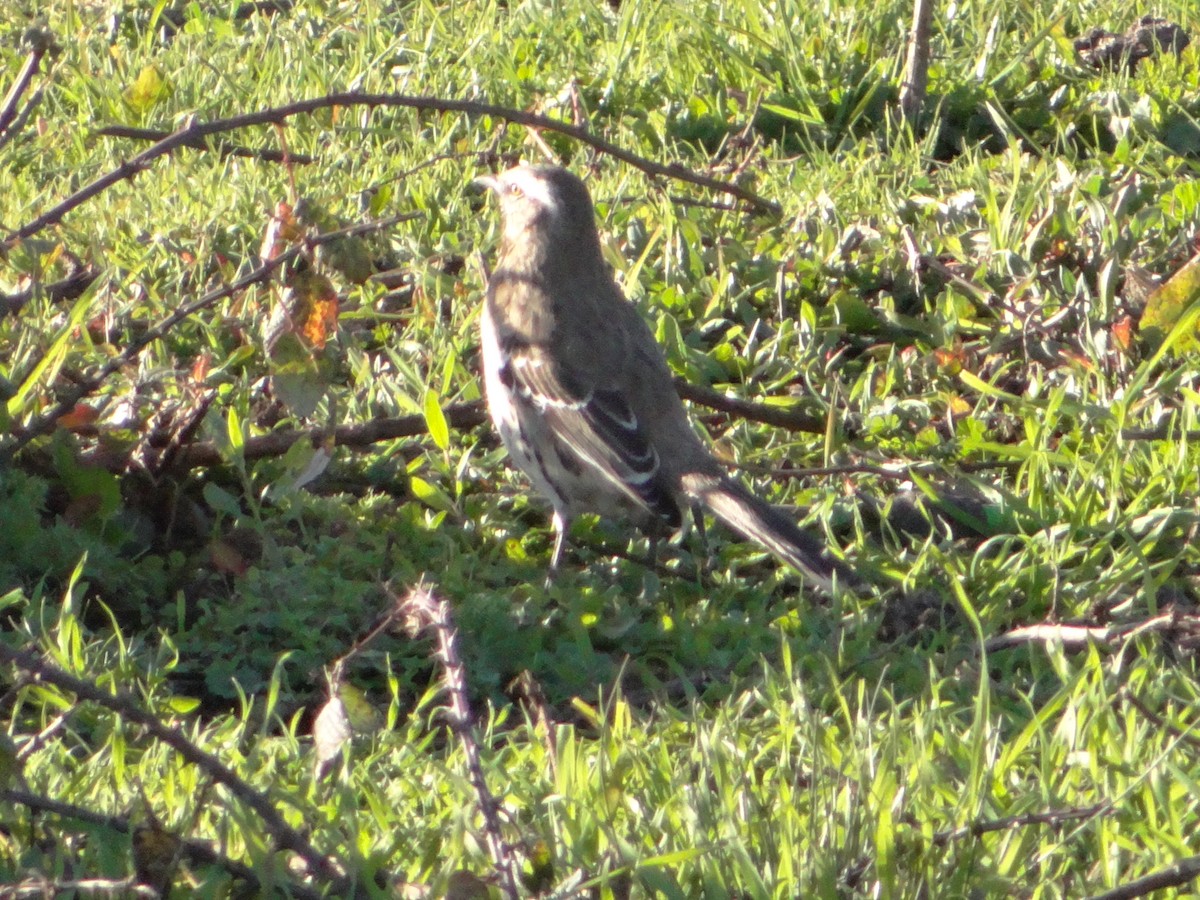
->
509, 171, 559, 214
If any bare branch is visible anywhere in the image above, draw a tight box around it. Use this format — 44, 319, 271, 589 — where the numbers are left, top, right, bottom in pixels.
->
94, 124, 316, 165
0, 30, 54, 144
84, 379, 842, 477
898, 0, 935, 123
0, 644, 356, 893
674, 377, 825, 434
1088, 855, 1200, 900
1120, 688, 1200, 753
0, 875, 157, 898
6, 92, 778, 247
930, 802, 1112, 845
985, 613, 1178, 653
1, 259, 99, 318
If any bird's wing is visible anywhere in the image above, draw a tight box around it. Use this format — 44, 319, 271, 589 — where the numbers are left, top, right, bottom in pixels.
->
504, 338, 681, 525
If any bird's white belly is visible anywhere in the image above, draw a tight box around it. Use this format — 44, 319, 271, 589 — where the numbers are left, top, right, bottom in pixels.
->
479, 304, 644, 521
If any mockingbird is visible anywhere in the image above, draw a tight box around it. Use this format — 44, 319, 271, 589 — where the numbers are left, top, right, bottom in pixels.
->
476, 164, 862, 593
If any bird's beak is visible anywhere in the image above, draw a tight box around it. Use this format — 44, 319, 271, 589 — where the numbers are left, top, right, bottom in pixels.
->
472, 174, 500, 194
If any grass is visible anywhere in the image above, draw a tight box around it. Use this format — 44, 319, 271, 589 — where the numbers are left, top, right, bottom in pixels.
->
2, 0, 1200, 895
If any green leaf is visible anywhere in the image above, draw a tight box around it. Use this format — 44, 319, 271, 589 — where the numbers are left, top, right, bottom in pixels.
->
409, 475, 456, 514
424, 389, 450, 451
50, 431, 121, 519
167, 696, 201, 715
224, 406, 245, 457
269, 331, 326, 418
1140, 253, 1200, 353
202, 482, 243, 519
7, 292, 94, 420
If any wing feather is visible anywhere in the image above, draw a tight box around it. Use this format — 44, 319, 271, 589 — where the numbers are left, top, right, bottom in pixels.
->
505, 340, 680, 526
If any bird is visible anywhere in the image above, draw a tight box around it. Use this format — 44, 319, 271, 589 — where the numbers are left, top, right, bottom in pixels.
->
474, 164, 863, 594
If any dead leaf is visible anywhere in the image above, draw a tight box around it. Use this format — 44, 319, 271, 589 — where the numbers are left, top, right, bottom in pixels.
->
1140, 252, 1200, 352
56, 403, 100, 431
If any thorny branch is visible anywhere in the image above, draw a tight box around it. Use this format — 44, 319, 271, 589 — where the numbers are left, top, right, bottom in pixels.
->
0, 28, 55, 149
397, 582, 523, 900
1088, 855, 1200, 900
94, 124, 316, 165
5, 91, 778, 248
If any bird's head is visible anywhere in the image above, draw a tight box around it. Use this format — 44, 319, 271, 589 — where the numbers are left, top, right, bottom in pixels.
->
475, 165, 599, 253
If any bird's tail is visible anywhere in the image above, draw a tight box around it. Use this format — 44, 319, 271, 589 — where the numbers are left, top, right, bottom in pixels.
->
683, 473, 864, 593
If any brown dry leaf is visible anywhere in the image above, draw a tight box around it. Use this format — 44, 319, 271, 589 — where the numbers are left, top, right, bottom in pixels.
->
287, 269, 339, 349
933, 346, 966, 375
260, 201, 301, 262
209, 539, 248, 576
1111, 316, 1135, 353
56, 403, 100, 431
132, 822, 181, 895
190, 352, 212, 383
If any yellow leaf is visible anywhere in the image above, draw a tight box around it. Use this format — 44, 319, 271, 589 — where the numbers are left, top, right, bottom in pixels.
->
124, 64, 170, 112
337, 683, 383, 733
1141, 252, 1200, 353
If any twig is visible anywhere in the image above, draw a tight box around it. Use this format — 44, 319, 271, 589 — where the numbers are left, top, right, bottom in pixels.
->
508, 671, 558, 780
94, 124, 316, 165
398, 582, 522, 899
0, 85, 43, 154
0, 875, 157, 898
738, 460, 916, 481
0, 644, 356, 894
1, 259, 99, 317
139, 390, 218, 479
901, 227, 996, 304
0, 787, 325, 899
0, 30, 54, 143
985, 613, 1177, 653
846, 800, 1115, 893
1120, 688, 1200, 753
69, 401, 485, 474
930, 802, 1112, 845
330, 588, 414, 676
744, 458, 1022, 482
5, 91, 778, 247
0, 215, 412, 464
674, 377, 825, 434
1121, 426, 1200, 441
1088, 855, 1200, 900
898, 0, 936, 123
16, 709, 72, 761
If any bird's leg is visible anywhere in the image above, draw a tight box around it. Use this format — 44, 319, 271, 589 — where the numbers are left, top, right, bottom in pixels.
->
645, 536, 659, 570
690, 504, 708, 586
546, 510, 570, 589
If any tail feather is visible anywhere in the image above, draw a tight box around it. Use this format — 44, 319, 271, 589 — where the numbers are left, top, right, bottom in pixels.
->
684, 473, 864, 593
